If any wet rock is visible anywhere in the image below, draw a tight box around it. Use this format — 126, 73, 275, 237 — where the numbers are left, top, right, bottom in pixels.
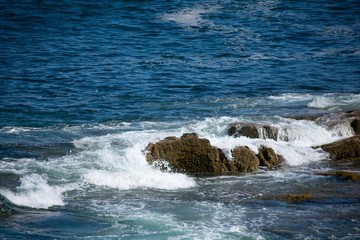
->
146, 133, 230, 174
350, 118, 360, 135
227, 122, 278, 140
230, 146, 259, 172
282, 193, 313, 203
321, 135, 360, 161
257, 146, 284, 169
288, 114, 324, 121
317, 171, 360, 181
259, 193, 314, 203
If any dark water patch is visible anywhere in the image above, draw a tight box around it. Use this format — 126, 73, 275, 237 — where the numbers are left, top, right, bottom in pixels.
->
0, 172, 20, 190
0, 209, 111, 239
0, 142, 76, 160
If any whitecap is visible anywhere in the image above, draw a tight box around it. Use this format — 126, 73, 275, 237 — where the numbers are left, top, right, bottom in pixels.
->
307, 93, 360, 110
161, 6, 216, 27
0, 174, 74, 209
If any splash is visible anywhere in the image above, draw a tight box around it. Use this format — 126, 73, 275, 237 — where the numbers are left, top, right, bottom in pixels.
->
0, 174, 71, 209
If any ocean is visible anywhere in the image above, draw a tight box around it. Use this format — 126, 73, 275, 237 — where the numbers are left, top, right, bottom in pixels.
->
1, 0, 360, 239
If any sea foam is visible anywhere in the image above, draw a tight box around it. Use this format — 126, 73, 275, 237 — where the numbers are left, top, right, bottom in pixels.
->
162, 5, 216, 27
0, 174, 70, 209
78, 136, 196, 190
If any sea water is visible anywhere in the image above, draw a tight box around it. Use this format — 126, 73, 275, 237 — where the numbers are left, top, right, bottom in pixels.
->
1, 0, 360, 239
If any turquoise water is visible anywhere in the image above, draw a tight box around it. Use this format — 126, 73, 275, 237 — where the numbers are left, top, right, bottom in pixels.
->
1, 0, 360, 239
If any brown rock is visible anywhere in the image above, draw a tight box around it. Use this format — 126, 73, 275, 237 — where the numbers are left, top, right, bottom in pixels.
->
227, 122, 279, 140
321, 135, 360, 161
146, 133, 230, 175
231, 146, 259, 172
257, 146, 284, 169
283, 193, 313, 203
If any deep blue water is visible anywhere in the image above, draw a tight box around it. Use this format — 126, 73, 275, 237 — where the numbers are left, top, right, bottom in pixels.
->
1, 0, 360, 127
1, 0, 360, 239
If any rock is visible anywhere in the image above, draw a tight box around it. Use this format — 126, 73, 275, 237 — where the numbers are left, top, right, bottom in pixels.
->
257, 146, 284, 169
230, 146, 259, 172
288, 114, 324, 121
351, 118, 360, 135
146, 133, 230, 175
317, 171, 360, 181
321, 135, 360, 161
283, 193, 313, 203
227, 122, 279, 140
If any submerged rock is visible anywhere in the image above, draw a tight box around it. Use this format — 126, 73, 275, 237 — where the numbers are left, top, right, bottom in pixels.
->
231, 146, 259, 172
283, 193, 313, 203
227, 122, 279, 140
257, 146, 284, 169
259, 193, 314, 203
317, 171, 360, 181
146, 133, 229, 174
321, 135, 360, 161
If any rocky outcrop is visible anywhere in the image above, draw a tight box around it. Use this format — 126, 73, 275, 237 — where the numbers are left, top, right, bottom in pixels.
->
146, 133, 230, 174
145, 133, 283, 175
320, 135, 360, 161
257, 146, 284, 169
227, 122, 279, 140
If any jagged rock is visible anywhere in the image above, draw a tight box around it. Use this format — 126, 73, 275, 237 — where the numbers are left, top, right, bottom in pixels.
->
257, 146, 284, 169
231, 146, 259, 172
321, 135, 360, 161
146, 133, 230, 174
227, 122, 279, 140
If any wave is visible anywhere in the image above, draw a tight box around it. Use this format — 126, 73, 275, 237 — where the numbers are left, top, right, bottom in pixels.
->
269, 93, 360, 111
0, 94, 358, 209
0, 174, 76, 209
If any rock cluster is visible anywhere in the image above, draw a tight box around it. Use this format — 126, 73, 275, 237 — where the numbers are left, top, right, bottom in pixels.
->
146, 133, 283, 175
145, 109, 360, 175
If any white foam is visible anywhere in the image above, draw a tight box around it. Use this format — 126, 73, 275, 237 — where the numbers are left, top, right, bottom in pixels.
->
268, 93, 314, 102
162, 6, 216, 27
0, 174, 73, 209
0, 126, 41, 134
183, 116, 344, 167
307, 96, 336, 109
162, 8, 205, 27
268, 93, 360, 111
81, 139, 196, 190
307, 94, 360, 110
